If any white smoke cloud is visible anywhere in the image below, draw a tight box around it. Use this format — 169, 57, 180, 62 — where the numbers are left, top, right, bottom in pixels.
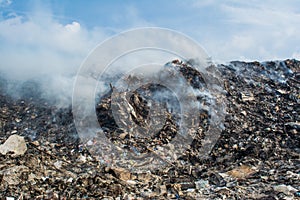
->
0, 15, 106, 80
0, 7, 109, 106
1, 0, 299, 106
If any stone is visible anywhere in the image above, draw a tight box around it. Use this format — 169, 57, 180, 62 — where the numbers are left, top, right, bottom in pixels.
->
0, 134, 27, 156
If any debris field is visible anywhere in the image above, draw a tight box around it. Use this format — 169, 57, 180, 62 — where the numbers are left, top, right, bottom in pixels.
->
0, 59, 299, 199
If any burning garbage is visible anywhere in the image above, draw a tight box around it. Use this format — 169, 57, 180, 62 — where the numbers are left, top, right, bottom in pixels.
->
0, 59, 299, 199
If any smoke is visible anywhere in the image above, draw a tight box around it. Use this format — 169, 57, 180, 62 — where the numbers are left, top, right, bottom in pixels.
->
0, 5, 108, 106
0, 8, 187, 107
0, 3, 213, 110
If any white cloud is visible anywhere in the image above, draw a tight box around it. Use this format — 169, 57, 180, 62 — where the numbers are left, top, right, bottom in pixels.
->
191, 0, 300, 62
0, 13, 107, 80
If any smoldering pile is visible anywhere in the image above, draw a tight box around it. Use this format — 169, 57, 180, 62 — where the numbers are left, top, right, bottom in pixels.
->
95, 60, 224, 164
0, 59, 299, 199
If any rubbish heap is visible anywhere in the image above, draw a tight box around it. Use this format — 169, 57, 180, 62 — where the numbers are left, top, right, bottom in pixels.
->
0, 59, 299, 199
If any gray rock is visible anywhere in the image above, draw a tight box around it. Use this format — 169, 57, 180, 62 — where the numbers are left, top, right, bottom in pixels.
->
0, 134, 27, 156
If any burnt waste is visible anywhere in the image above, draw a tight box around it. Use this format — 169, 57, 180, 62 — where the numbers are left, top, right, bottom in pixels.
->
0, 59, 299, 199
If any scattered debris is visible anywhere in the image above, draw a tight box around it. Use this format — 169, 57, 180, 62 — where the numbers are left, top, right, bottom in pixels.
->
240, 92, 255, 101
273, 184, 298, 196
195, 179, 210, 190
0, 165, 29, 185
109, 167, 132, 181
0, 59, 299, 199
225, 165, 258, 179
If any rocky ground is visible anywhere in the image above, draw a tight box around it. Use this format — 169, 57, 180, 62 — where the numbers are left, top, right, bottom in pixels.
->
0, 59, 299, 199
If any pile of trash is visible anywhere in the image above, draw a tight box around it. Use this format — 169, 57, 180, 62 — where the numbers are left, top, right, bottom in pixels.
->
95, 60, 224, 167
0, 59, 299, 199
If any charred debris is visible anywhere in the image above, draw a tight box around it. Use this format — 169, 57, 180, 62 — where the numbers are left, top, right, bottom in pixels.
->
0, 59, 299, 199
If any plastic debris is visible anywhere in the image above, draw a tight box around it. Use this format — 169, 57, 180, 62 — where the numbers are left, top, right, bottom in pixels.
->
273, 184, 297, 196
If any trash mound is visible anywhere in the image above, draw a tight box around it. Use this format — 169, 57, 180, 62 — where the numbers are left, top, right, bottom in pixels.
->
95, 60, 219, 162
0, 59, 299, 199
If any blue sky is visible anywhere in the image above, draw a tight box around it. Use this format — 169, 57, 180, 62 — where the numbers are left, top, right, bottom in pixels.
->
0, 0, 300, 80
